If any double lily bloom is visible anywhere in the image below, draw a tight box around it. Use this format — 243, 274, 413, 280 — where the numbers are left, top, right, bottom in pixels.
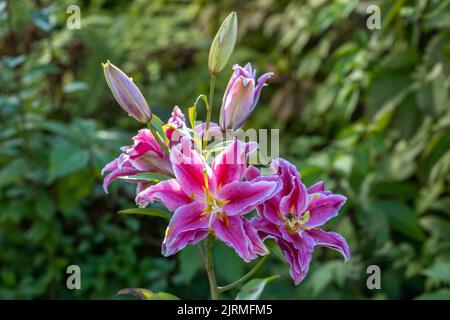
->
248, 159, 350, 284
102, 61, 349, 285
136, 138, 280, 262
102, 106, 190, 193
101, 128, 174, 193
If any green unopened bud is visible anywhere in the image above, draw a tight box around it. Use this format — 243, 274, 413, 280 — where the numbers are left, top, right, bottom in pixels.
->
208, 12, 238, 76
102, 61, 152, 123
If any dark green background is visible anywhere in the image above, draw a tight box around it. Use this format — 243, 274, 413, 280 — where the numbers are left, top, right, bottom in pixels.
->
1, 0, 449, 299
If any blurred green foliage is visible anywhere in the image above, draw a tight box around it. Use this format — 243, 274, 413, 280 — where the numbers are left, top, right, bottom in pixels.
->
0, 0, 449, 299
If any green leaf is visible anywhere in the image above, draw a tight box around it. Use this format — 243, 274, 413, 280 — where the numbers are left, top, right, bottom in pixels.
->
372, 200, 425, 241
117, 288, 179, 300
63, 82, 89, 94
306, 260, 348, 297
420, 216, 450, 240
49, 141, 89, 180
0, 158, 27, 188
193, 94, 209, 113
173, 245, 201, 285
235, 275, 279, 300
188, 105, 197, 129
214, 242, 245, 283
118, 208, 171, 220
416, 289, 450, 300
151, 114, 166, 143
118, 172, 171, 182
422, 262, 450, 284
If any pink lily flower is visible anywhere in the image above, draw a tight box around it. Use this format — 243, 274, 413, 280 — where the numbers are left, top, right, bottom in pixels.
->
248, 158, 350, 284
101, 128, 173, 193
168, 106, 186, 128
220, 63, 273, 130
102, 106, 188, 193
136, 138, 281, 262
165, 106, 189, 148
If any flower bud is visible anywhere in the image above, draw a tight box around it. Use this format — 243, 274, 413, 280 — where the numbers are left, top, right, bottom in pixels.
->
102, 61, 152, 123
208, 12, 238, 76
220, 63, 273, 130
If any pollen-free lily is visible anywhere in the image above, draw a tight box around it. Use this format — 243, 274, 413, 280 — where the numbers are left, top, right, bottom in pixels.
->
248, 159, 350, 284
136, 138, 280, 262
101, 128, 173, 193
101, 11, 350, 300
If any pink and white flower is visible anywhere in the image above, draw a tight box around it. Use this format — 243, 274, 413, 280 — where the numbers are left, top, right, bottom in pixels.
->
136, 138, 281, 262
101, 129, 173, 193
248, 159, 350, 284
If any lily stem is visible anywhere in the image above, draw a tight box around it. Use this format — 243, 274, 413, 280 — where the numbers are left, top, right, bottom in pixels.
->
203, 74, 216, 151
204, 236, 219, 300
147, 122, 169, 156
217, 254, 270, 293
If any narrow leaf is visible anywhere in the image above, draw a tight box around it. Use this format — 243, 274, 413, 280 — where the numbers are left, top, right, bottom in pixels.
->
118, 208, 171, 220
188, 105, 197, 129
118, 172, 171, 182
117, 288, 179, 300
151, 114, 167, 143
235, 275, 278, 300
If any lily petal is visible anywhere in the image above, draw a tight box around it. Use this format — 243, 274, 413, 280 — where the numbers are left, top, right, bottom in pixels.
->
271, 158, 309, 218
162, 200, 210, 256
212, 215, 263, 262
220, 76, 255, 129
251, 217, 282, 239
212, 139, 256, 187
307, 228, 350, 262
307, 181, 325, 194
168, 106, 186, 128
102, 161, 140, 193
277, 237, 312, 285
305, 193, 346, 228
170, 138, 216, 197
128, 129, 164, 159
135, 179, 191, 211
251, 72, 273, 111
242, 218, 269, 257
219, 180, 280, 216
244, 165, 260, 181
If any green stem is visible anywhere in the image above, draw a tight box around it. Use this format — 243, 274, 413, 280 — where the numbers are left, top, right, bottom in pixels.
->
217, 254, 270, 293
203, 75, 216, 151
147, 122, 169, 156
204, 236, 219, 300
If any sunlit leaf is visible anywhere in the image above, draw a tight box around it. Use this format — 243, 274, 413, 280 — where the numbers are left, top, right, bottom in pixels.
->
117, 288, 179, 300
118, 172, 171, 182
